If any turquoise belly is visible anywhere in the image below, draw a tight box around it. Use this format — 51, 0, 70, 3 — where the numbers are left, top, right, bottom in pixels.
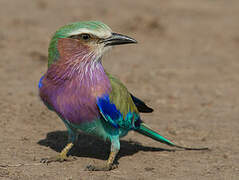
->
61, 117, 128, 141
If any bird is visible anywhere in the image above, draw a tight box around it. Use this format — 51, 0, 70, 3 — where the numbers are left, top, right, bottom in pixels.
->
38, 21, 208, 171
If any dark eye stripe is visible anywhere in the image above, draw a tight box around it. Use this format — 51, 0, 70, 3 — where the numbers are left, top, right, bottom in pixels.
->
69, 33, 91, 40
69, 35, 81, 39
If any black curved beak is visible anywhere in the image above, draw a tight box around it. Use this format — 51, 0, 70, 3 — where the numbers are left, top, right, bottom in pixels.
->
102, 32, 137, 46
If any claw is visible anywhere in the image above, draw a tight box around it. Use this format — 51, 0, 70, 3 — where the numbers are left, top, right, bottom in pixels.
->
40, 155, 76, 164
40, 142, 74, 164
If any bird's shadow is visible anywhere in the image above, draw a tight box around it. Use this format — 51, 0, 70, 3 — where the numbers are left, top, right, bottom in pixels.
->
38, 131, 175, 161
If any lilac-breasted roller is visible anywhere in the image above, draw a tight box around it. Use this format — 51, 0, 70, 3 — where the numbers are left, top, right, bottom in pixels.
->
38, 21, 208, 171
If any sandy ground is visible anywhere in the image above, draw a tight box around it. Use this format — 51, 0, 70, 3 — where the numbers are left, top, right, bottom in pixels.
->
0, 0, 239, 179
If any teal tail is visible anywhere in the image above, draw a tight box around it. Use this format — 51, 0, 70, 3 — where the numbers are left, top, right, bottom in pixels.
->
135, 123, 209, 150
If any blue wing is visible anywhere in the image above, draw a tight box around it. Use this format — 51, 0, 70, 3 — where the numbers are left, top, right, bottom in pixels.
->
96, 94, 141, 129
38, 75, 55, 111
97, 94, 122, 128
38, 75, 44, 88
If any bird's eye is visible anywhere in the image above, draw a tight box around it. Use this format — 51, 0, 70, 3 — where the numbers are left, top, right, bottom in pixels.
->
80, 33, 91, 41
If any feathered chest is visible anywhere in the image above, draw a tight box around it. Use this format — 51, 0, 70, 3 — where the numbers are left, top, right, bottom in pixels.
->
39, 62, 111, 124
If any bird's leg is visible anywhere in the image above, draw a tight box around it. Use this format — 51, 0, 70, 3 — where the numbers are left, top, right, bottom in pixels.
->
106, 149, 119, 169
41, 128, 77, 163
86, 136, 120, 171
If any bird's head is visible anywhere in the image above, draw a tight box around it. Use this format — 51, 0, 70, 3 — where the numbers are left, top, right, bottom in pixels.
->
48, 21, 137, 67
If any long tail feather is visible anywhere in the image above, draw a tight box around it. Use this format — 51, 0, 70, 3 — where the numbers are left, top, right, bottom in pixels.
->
135, 123, 209, 151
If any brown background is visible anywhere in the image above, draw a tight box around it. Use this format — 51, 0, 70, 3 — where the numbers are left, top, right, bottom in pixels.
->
0, 0, 238, 179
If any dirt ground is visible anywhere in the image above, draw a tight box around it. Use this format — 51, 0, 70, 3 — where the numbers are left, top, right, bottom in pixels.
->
0, 0, 239, 179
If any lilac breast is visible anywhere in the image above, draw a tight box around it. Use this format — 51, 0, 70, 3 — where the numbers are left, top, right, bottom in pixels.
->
39, 63, 111, 125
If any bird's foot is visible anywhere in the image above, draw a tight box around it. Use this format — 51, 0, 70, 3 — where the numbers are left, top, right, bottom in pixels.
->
40, 154, 76, 164
85, 163, 118, 171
